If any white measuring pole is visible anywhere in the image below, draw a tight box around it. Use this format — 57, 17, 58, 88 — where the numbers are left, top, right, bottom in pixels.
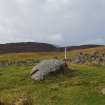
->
65, 47, 67, 59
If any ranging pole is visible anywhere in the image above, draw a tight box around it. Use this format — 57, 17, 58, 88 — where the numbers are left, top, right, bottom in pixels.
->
65, 47, 67, 59
64, 47, 68, 67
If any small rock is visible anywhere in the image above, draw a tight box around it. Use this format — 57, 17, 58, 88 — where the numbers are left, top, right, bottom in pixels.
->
101, 88, 105, 95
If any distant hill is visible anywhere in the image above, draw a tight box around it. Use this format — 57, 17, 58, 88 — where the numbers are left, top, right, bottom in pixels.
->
0, 42, 57, 54
0, 42, 104, 54
60, 45, 104, 51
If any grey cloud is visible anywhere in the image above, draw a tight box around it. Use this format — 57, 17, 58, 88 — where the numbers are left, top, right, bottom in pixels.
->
0, 0, 105, 45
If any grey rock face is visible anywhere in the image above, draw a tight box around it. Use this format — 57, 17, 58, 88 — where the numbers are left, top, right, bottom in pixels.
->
31, 59, 65, 80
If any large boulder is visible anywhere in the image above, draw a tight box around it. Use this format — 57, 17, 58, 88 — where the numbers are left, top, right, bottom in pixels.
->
31, 59, 66, 80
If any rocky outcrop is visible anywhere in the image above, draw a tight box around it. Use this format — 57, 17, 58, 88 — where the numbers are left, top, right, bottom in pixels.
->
70, 52, 105, 65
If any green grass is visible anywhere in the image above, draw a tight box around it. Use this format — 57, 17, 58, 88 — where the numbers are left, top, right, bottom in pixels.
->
0, 46, 105, 61
0, 64, 105, 105
0, 49, 85, 62
0, 47, 105, 105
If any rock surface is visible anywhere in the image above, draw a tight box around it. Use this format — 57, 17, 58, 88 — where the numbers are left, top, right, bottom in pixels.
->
101, 88, 105, 95
70, 52, 105, 65
31, 59, 65, 80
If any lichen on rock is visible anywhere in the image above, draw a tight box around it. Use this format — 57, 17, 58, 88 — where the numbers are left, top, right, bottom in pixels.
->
31, 59, 66, 80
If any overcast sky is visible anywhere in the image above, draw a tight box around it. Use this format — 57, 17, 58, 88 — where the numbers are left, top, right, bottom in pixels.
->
0, 0, 105, 46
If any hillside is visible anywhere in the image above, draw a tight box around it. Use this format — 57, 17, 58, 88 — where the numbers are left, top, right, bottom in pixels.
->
61, 44, 104, 51
69, 46, 105, 65
0, 42, 57, 54
0, 58, 105, 105
0, 46, 105, 105
0, 46, 105, 66
0, 42, 104, 54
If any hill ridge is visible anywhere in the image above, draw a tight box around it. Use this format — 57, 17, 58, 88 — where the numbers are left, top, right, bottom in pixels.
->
0, 42, 104, 54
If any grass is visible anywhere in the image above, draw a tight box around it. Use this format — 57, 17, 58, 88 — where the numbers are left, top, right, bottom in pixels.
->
0, 46, 105, 62
0, 64, 105, 105
0, 47, 105, 105
0, 52, 64, 62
